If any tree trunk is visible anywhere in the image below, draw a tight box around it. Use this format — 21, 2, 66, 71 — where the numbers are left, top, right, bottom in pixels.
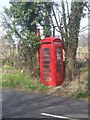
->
64, 2, 84, 82
65, 48, 76, 81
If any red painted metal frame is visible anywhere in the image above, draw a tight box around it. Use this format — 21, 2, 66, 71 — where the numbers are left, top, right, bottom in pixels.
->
40, 37, 64, 86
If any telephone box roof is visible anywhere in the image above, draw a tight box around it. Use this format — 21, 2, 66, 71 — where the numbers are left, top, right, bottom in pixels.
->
40, 37, 62, 44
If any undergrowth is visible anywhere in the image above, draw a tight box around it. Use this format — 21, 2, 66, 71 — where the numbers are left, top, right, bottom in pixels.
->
1, 63, 89, 100
1, 64, 49, 93
76, 92, 90, 99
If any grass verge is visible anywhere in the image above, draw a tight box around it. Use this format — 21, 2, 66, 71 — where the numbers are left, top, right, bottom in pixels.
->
76, 92, 90, 99
1, 64, 49, 93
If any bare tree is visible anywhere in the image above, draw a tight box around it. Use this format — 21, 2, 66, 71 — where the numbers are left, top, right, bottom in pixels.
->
51, 0, 88, 81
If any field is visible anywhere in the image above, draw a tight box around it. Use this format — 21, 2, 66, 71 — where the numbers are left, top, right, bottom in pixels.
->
76, 46, 88, 61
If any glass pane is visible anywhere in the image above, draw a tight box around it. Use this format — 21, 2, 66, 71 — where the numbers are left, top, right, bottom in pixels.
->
56, 64, 61, 71
43, 61, 50, 64
43, 77, 51, 82
43, 69, 51, 72
43, 65, 50, 68
43, 56, 50, 61
56, 48, 61, 60
43, 74, 50, 76
43, 48, 50, 56
56, 47, 61, 71
43, 51, 50, 56
43, 48, 49, 51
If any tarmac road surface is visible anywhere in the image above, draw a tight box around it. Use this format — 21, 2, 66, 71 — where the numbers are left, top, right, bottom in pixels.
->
1, 88, 89, 119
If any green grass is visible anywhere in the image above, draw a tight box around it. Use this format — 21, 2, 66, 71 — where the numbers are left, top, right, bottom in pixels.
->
36, 81, 48, 92
80, 62, 88, 72
1, 64, 11, 71
1, 64, 49, 92
76, 92, 90, 99
2, 73, 29, 87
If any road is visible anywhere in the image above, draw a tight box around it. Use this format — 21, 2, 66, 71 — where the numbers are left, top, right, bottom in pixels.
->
1, 88, 89, 119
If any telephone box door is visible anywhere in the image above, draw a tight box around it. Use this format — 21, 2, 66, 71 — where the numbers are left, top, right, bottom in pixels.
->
40, 44, 52, 85
55, 46, 63, 84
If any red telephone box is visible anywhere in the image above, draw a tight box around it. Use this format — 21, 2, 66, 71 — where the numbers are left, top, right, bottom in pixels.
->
39, 37, 64, 86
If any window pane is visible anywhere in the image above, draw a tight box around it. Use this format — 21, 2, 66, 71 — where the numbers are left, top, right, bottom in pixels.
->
43, 74, 50, 76
43, 69, 51, 72
43, 77, 51, 82
43, 48, 50, 56
43, 48, 49, 51
43, 56, 50, 61
56, 48, 61, 71
43, 65, 50, 68
43, 61, 50, 64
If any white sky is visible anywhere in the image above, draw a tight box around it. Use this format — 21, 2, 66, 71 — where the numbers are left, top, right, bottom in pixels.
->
0, 0, 10, 12
0, 0, 88, 37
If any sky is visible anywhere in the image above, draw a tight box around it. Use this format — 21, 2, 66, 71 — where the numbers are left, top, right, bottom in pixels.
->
0, 0, 10, 12
0, 0, 88, 37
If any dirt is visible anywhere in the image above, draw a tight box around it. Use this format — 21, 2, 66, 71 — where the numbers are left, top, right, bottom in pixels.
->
46, 71, 88, 99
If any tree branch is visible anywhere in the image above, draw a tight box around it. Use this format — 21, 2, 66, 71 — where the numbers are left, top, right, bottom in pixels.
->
80, 25, 90, 32
52, 6, 63, 39
0, 12, 22, 39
